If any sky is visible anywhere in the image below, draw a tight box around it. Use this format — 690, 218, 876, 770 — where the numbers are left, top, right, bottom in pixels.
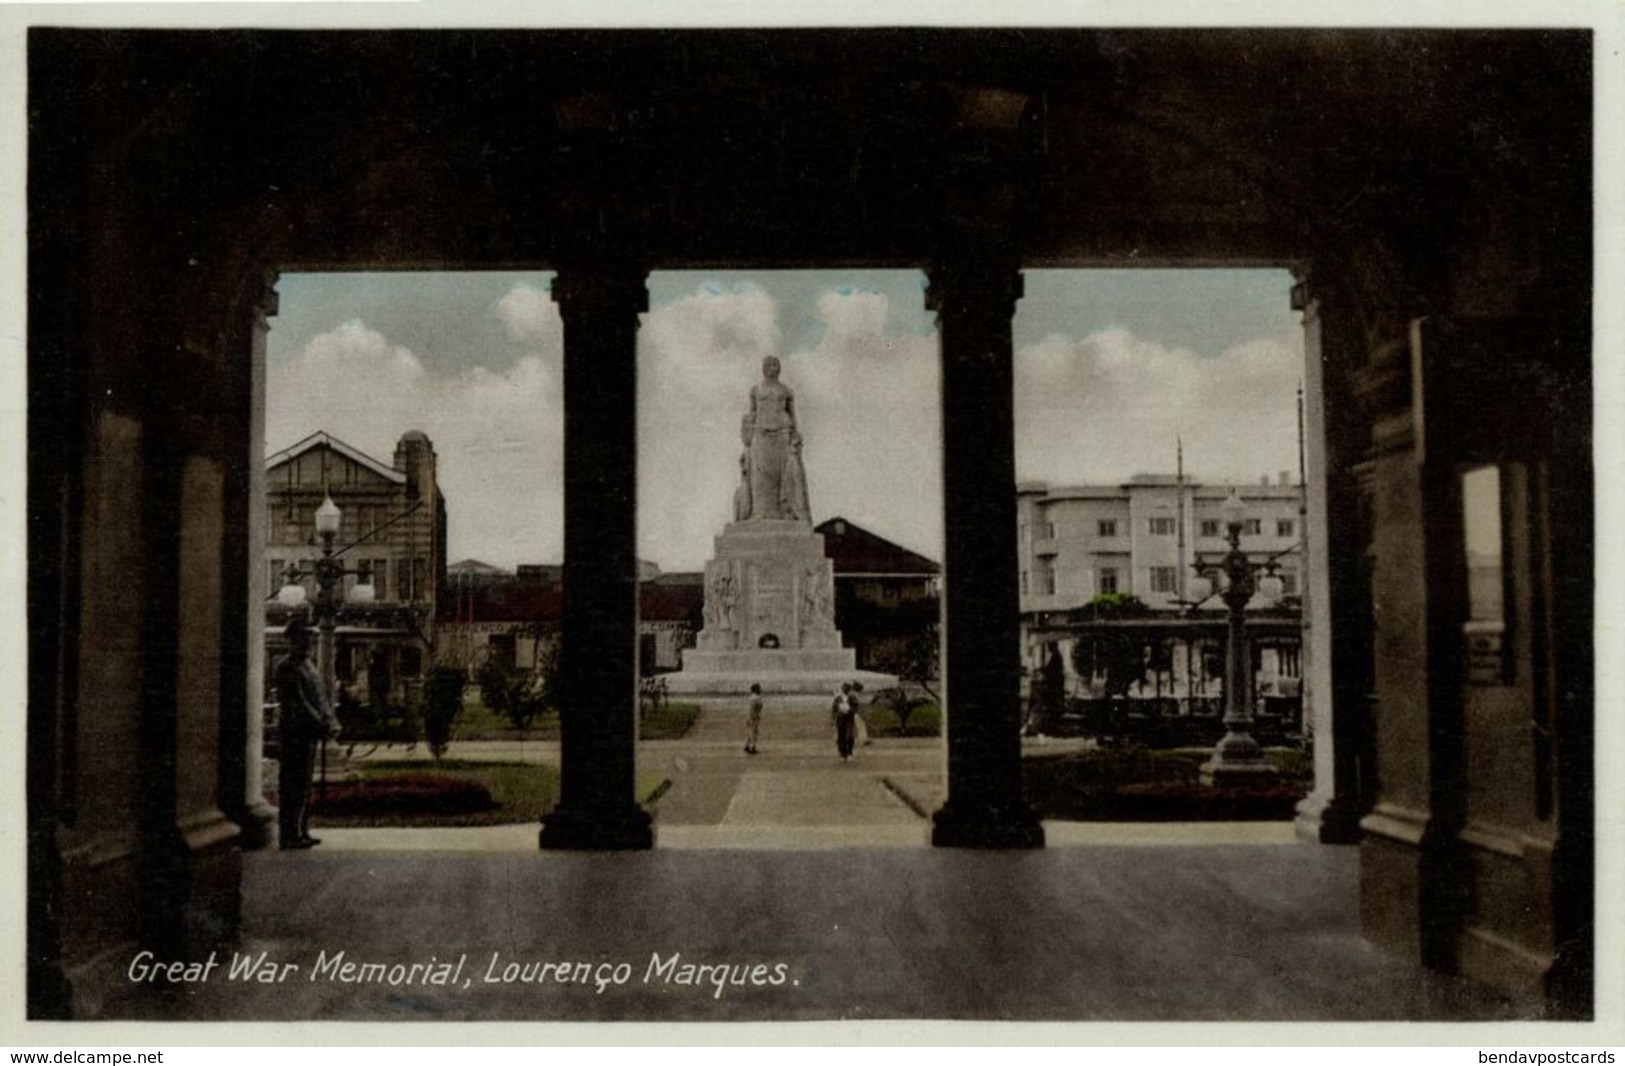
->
265, 269, 1305, 572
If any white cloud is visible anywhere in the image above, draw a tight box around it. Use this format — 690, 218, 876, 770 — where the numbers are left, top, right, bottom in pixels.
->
1013, 327, 1303, 488
495, 284, 564, 353
637, 284, 944, 570
267, 317, 563, 568
637, 285, 787, 568
268, 280, 1304, 573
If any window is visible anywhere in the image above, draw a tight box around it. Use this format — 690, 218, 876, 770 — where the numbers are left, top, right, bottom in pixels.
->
1279, 569, 1298, 596
1277, 519, 1295, 538
1020, 571, 1029, 595
396, 558, 412, 601
1097, 519, 1117, 538
367, 558, 388, 599
1036, 521, 1056, 540
1200, 519, 1221, 538
1148, 517, 1176, 536
1043, 569, 1057, 596
1098, 568, 1118, 595
1243, 519, 1262, 536
1018, 522, 1027, 542
1150, 566, 1177, 594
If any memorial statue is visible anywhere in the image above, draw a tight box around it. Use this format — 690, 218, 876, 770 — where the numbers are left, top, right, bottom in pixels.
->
740, 355, 812, 522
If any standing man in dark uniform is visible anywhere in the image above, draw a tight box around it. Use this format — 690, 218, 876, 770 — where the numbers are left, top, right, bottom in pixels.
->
274, 615, 340, 850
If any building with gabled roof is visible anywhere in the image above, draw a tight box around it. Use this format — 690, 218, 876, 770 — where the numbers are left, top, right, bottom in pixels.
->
264, 429, 447, 698
435, 565, 706, 678
814, 517, 940, 672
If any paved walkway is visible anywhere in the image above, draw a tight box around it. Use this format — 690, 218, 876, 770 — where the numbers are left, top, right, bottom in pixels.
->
91, 703, 1524, 1024
98, 844, 1520, 1024
318, 702, 1298, 851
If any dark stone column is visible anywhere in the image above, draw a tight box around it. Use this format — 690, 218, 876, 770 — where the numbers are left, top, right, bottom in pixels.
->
927, 256, 1043, 850
1355, 314, 1468, 972
539, 262, 654, 851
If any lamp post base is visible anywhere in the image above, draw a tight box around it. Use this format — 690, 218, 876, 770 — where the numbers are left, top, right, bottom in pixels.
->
1200, 729, 1279, 786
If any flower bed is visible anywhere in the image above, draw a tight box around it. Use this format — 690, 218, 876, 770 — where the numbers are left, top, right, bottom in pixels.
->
1022, 749, 1307, 821
310, 773, 496, 817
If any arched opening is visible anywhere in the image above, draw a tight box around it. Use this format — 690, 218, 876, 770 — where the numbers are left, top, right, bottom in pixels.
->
25, 27, 1590, 1022
634, 269, 943, 845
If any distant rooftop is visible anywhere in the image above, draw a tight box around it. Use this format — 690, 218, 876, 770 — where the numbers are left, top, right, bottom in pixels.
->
1023, 472, 1302, 496
448, 558, 508, 575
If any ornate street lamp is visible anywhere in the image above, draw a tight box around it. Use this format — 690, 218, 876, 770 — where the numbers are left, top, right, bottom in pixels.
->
275, 493, 377, 796
1193, 490, 1282, 787
277, 493, 376, 702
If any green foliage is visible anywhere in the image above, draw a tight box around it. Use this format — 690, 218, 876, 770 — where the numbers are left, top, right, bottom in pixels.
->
872, 687, 934, 733
868, 628, 940, 698
309, 760, 670, 828
1070, 594, 1155, 699
312, 773, 497, 817
422, 665, 467, 760
865, 699, 942, 737
477, 659, 552, 733
318, 760, 559, 827
1022, 747, 1307, 821
639, 700, 701, 740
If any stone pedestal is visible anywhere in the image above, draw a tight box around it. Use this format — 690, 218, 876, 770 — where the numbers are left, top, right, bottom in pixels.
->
668, 520, 895, 695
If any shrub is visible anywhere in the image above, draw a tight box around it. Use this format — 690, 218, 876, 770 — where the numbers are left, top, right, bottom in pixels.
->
1021, 748, 1307, 821
478, 657, 554, 733
865, 699, 941, 737
423, 665, 467, 759
874, 686, 935, 733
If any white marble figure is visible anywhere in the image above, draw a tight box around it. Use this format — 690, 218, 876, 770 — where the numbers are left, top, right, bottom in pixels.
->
708, 571, 738, 634
802, 561, 833, 631
741, 356, 812, 522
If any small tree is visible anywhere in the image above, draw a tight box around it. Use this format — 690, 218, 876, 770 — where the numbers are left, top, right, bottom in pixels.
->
1071, 594, 1154, 701
869, 626, 940, 733
477, 646, 558, 748
423, 665, 467, 760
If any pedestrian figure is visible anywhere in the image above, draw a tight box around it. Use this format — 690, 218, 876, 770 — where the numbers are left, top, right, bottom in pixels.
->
852, 680, 871, 747
832, 682, 857, 761
745, 683, 764, 755
273, 615, 341, 850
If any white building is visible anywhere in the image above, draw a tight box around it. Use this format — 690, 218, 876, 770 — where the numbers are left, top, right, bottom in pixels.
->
1017, 472, 1306, 706
1017, 472, 1304, 612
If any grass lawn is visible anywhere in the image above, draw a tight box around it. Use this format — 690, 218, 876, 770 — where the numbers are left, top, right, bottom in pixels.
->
639, 700, 703, 740
1022, 747, 1308, 821
437, 697, 701, 743
311, 759, 668, 828
864, 700, 941, 738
